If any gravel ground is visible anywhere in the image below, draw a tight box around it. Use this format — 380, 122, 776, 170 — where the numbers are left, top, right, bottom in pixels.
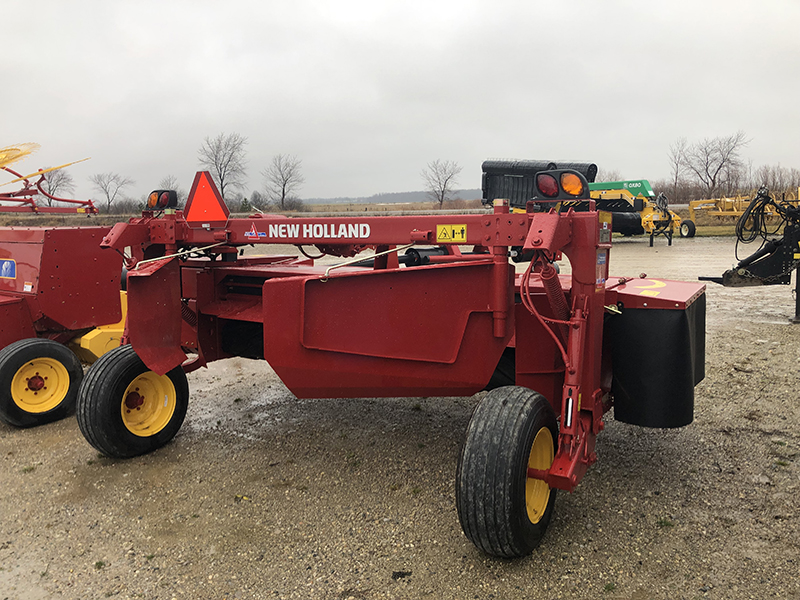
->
1, 235, 799, 600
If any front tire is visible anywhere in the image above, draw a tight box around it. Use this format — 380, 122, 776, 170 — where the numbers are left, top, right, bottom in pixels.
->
456, 386, 558, 558
77, 345, 188, 458
0, 338, 83, 428
679, 220, 696, 238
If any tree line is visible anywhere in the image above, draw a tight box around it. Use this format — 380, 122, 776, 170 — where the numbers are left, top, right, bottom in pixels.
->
40, 132, 467, 214
603, 131, 800, 203
39, 133, 308, 214
44, 130, 797, 214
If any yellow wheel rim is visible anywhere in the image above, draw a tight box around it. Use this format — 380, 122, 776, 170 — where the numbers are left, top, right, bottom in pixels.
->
120, 372, 177, 437
11, 358, 70, 414
525, 427, 554, 524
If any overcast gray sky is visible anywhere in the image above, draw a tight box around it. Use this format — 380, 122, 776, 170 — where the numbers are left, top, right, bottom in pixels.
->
3, 0, 799, 202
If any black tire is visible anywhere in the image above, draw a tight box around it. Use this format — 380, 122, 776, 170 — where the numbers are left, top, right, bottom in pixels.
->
456, 386, 558, 558
77, 345, 188, 458
680, 220, 696, 238
0, 338, 83, 428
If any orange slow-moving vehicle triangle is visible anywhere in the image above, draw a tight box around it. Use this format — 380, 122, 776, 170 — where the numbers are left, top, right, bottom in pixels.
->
184, 171, 229, 227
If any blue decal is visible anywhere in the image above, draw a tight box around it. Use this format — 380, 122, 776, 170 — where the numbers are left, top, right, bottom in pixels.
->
0, 259, 15, 279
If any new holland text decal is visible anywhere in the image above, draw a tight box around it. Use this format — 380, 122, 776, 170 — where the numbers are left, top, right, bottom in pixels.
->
249, 222, 372, 240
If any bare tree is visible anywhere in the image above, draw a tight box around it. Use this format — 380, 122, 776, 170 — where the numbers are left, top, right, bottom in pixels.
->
197, 133, 248, 199
249, 190, 268, 210
41, 168, 76, 207
422, 159, 462, 208
158, 175, 187, 207
89, 172, 134, 212
263, 154, 304, 210
595, 168, 623, 182
682, 131, 749, 199
667, 137, 688, 201
751, 163, 800, 197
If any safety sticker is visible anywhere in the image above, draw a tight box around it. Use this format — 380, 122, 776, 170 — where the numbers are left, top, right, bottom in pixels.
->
23, 282, 33, 292
598, 211, 613, 244
595, 250, 608, 291
0, 259, 16, 279
436, 224, 467, 243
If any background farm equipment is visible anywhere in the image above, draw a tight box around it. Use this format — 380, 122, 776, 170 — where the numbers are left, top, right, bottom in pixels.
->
700, 186, 800, 321
0, 143, 96, 215
688, 188, 800, 225
75, 165, 706, 558
0, 145, 124, 427
587, 179, 692, 245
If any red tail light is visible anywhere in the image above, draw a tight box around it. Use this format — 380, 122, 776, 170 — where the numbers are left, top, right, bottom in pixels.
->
536, 173, 559, 197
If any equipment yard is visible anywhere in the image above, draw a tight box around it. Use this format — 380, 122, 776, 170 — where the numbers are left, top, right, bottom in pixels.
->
0, 235, 797, 600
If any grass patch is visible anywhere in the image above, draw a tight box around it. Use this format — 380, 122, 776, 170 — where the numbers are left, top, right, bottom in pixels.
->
604, 583, 616, 592
657, 518, 675, 528
695, 225, 736, 237
94, 561, 106, 570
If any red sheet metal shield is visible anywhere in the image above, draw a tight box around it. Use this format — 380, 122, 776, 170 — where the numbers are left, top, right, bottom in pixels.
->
261, 262, 514, 398
183, 171, 229, 229
0, 293, 35, 348
127, 258, 186, 375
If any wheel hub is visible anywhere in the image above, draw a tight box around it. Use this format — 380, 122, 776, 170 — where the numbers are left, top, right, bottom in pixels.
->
26, 374, 46, 392
526, 427, 554, 524
124, 390, 144, 411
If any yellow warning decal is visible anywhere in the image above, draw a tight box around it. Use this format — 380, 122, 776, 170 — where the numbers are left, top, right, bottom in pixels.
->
437, 224, 467, 243
634, 279, 665, 297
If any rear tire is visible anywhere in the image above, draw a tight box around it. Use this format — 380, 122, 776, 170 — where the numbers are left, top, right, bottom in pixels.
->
680, 220, 696, 238
456, 386, 558, 558
0, 338, 83, 428
77, 345, 188, 458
